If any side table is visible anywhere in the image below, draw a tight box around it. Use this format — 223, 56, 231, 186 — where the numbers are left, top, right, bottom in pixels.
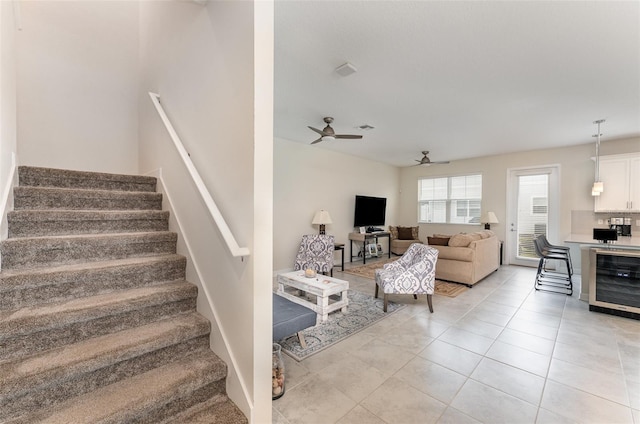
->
348, 232, 391, 264
333, 243, 345, 271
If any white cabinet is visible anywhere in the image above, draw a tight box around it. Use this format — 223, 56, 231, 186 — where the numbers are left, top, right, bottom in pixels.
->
594, 154, 640, 212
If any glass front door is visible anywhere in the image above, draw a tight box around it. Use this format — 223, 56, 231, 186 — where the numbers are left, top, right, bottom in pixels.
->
507, 166, 559, 267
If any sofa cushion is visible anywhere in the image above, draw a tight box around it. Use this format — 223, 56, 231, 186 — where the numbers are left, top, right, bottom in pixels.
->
448, 233, 475, 247
431, 245, 474, 262
427, 236, 450, 246
398, 226, 415, 240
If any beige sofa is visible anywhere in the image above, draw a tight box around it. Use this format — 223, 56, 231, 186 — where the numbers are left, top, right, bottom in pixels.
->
388, 226, 423, 255
427, 230, 500, 286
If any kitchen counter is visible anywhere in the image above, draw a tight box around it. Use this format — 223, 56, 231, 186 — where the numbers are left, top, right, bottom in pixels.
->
564, 234, 640, 248
565, 233, 640, 301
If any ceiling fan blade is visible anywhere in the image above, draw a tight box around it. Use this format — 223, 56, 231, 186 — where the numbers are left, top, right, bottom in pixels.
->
334, 134, 363, 139
310, 137, 324, 144
431, 161, 450, 164
308, 126, 326, 136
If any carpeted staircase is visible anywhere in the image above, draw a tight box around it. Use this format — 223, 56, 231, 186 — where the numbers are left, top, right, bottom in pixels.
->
0, 166, 248, 423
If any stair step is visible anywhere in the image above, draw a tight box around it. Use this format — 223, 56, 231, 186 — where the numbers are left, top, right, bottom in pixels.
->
0, 281, 197, 361
0, 254, 187, 311
18, 166, 157, 192
7, 350, 228, 424
0, 231, 178, 270
163, 396, 248, 424
0, 313, 211, 421
14, 186, 163, 211
8, 210, 170, 237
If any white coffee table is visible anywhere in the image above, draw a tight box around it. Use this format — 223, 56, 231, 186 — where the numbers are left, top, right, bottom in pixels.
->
277, 271, 349, 324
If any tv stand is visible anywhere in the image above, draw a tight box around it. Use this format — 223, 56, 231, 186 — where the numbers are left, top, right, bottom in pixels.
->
348, 232, 391, 264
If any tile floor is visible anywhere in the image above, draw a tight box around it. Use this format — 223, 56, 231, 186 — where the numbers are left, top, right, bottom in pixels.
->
272, 261, 640, 424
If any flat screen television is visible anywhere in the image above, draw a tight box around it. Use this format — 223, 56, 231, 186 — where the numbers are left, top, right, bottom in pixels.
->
354, 195, 387, 228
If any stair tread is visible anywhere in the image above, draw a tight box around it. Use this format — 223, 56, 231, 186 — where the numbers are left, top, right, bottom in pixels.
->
165, 397, 248, 424
18, 166, 157, 192
0, 231, 179, 270
0, 312, 210, 393
2, 230, 176, 243
8, 209, 169, 220
0, 280, 196, 335
11, 350, 225, 424
14, 185, 162, 198
0, 253, 185, 281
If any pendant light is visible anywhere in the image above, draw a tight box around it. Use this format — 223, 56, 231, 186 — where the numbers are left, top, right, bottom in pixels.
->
591, 119, 605, 196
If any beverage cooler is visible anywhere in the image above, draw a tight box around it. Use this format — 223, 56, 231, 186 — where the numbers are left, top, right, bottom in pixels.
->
589, 249, 640, 319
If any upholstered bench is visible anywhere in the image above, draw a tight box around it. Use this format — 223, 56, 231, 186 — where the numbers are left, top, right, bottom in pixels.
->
272, 293, 316, 348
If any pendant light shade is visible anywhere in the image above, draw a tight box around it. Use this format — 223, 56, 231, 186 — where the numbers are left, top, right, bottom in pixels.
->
592, 119, 605, 197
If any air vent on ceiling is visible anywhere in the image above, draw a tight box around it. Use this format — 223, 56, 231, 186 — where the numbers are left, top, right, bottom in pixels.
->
335, 62, 357, 77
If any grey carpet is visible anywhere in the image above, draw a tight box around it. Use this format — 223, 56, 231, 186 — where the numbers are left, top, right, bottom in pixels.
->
0, 166, 246, 423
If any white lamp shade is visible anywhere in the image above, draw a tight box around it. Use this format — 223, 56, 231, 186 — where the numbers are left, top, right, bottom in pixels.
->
312, 210, 333, 225
481, 212, 499, 224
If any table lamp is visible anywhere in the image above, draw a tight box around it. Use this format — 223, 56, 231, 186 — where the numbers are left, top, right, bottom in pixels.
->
312, 210, 333, 235
481, 211, 499, 230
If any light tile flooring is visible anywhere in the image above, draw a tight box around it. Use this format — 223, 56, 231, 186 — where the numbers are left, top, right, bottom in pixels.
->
272, 261, 640, 424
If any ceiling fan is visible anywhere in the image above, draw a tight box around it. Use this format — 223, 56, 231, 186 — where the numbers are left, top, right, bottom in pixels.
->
414, 151, 450, 166
308, 117, 363, 144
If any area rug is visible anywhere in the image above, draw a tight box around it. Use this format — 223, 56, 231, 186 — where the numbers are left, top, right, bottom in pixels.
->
277, 290, 405, 361
342, 259, 469, 298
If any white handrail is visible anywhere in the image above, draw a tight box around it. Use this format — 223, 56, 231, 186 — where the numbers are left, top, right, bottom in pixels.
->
148, 92, 250, 258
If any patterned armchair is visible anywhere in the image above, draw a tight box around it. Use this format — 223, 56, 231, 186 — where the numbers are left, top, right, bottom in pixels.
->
293, 234, 335, 276
374, 243, 438, 312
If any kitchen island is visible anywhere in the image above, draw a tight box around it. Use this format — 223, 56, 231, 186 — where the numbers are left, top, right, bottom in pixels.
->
565, 234, 640, 301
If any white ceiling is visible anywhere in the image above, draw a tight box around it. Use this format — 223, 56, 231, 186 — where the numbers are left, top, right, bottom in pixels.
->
274, 1, 640, 167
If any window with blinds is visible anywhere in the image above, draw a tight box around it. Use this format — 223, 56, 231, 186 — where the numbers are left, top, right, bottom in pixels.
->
418, 174, 482, 224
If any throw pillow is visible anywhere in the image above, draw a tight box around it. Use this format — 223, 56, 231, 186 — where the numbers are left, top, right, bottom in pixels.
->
469, 233, 483, 241
397, 226, 414, 240
448, 233, 474, 247
428, 236, 450, 246
411, 226, 419, 240
481, 230, 495, 238
388, 226, 399, 240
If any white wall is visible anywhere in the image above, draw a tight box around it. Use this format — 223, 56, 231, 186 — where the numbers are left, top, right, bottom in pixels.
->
0, 0, 17, 205
398, 136, 640, 262
274, 137, 400, 271
138, 1, 272, 421
16, 0, 138, 174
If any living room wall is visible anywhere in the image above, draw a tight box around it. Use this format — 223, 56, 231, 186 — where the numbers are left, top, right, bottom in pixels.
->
274, 137, 400, 272
398, 136, 640, 263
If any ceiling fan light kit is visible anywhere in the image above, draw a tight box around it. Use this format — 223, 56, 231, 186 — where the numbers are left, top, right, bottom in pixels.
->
308, 117, 363, 144
414, 151, 450, 166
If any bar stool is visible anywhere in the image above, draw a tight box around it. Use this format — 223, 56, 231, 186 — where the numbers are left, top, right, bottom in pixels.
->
533, 235, 572, 295
539, 234, 573, 275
